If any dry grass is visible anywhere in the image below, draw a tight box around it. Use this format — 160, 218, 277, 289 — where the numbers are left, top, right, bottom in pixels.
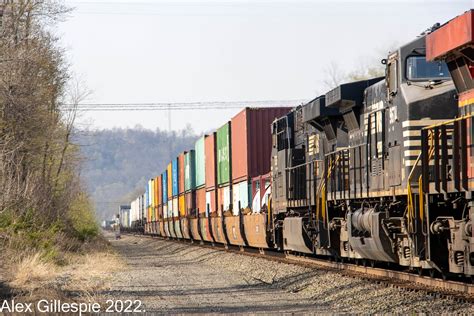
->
7, 250, 124, 302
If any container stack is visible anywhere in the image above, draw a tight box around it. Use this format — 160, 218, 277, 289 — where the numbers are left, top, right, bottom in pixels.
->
195, 136, 206, 215
184, 150, 196, 215
217, 122, 232, 215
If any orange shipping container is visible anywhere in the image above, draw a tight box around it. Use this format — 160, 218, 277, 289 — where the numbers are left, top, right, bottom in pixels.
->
196, 187, 206, 215
157, 175, 162, 206
179, 153, 186, 194
179, 194, 186, 217
155, 176, 161, 206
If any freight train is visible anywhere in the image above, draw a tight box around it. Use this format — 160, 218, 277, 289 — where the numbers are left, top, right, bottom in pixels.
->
126, 10, 474, 281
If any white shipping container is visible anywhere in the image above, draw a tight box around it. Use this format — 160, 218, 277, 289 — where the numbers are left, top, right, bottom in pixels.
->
232, 180, 250, 216
168, 200, 173, 218
130, 197, 140, 223
163, 204, 168, 219
121, 209, 130, 227
172, 198, 178, 217
206, 191, 213, 214
222, 186, 231, 214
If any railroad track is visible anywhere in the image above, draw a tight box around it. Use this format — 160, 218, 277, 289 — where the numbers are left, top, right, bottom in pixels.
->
129, 233, 474, 303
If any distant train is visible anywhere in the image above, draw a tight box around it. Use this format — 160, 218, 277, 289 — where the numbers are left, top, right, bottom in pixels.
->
126, 10, 474, 280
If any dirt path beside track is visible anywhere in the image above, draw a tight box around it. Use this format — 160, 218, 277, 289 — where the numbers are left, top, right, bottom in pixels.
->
103, 234, 473, 314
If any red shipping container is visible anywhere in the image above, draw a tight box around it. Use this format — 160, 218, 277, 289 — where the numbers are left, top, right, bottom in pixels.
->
205, 133, 217, 190
196, 187, 206, 215
231, 107, 291, 184
179, 152, 186, 194
426, 10, 474, 61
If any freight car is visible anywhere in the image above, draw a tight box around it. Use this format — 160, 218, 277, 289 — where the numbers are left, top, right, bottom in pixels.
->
133, 11, 474, 281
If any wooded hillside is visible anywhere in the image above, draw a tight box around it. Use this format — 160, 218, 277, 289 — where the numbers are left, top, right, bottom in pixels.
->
78, 126, 199, 221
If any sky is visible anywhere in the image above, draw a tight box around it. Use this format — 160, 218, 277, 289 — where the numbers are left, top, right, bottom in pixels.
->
59, 0, 472, 134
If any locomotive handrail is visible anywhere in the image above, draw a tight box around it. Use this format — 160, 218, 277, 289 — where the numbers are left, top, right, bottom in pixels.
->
285, 159, 323, 170
422, 114, 473, 130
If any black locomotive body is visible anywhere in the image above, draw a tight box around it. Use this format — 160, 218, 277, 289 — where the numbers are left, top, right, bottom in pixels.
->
271, 34, 465, 277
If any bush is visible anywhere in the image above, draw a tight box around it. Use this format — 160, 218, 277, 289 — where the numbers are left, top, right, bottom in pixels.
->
68, 192, 99, 242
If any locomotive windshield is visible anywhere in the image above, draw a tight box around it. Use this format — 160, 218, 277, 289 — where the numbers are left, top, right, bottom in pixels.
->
406, 56, 450, 81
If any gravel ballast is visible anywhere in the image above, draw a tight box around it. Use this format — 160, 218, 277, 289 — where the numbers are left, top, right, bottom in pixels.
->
103, 234, 473, 314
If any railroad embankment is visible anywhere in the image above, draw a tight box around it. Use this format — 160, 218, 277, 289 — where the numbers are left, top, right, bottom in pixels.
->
100, 234, 474, 314
2, 232, 471, 314
0, 233, 123, 304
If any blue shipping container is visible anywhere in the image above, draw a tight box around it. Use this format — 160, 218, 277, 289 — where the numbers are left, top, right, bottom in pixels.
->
162, 172, 168, 204
172, 158, 179, 196
145, 182, 149, 208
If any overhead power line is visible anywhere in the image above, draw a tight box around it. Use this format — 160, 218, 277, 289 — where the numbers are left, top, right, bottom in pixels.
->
61, 100, 305, 111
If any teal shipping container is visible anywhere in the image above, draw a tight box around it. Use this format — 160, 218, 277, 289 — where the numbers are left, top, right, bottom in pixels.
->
162, 172, 168, 204
195, 136, 206, 188
185, 150, 196, 192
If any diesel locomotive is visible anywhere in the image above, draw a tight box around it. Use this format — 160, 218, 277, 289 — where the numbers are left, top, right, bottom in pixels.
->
127, 10, 473, 281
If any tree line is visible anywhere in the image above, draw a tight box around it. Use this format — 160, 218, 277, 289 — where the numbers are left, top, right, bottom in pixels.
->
0, 1, 97, 257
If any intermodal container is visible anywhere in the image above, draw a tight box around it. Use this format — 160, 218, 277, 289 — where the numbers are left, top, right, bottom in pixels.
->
131, 198, 139, 223
179, 152, 185, 194
145, 180, 150, 222
185, 191, 196, 215
150, 178, 155, 211
172, 158, 178, 197
168, 199, 173, 218
167, 163, 172, 199
232, 180, 251, 215
157, 175, 162, 206
163, 203, 168, 219
151, 179, 156, 222
179, 194, 186, 216
162, 172, 168, 204
217, 122, 231, 186
196, 187, 206, 215
231, 107, 291, 184
218, 185, 232, 214
205, 190, 216, 214
185, 150, 196, 192
195, 136, 206, 188
172, 197, 178, 217
205, 133, 217, 190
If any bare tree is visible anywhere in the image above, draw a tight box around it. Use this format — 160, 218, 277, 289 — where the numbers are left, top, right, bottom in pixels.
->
322, 42, 398, 90
0, 1, 96, 242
